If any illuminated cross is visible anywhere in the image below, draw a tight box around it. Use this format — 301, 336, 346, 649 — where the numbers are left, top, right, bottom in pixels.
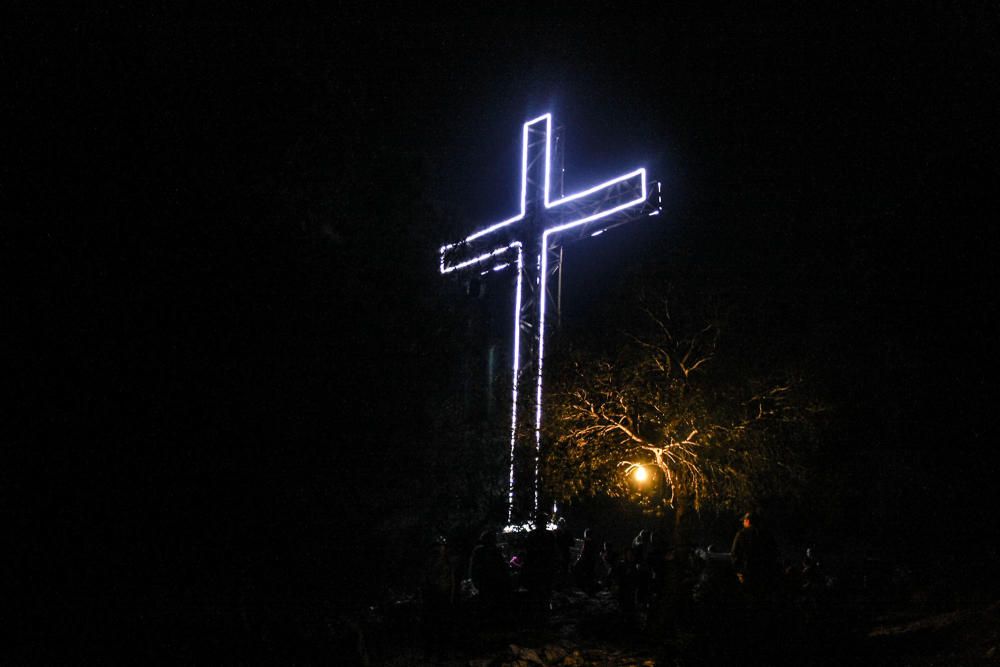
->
440, 113, 659, 527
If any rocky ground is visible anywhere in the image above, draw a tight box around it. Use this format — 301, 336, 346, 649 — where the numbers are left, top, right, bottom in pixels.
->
359, 586, 1000, 666
373, 589, 660, 667
865, 599, 1000, 666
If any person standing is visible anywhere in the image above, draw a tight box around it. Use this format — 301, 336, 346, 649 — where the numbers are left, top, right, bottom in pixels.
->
553, 519, 574, 588
730, 512, 779, 595
523, 515, 556, 616
468, 530, 510, 617
632, 529, 652, 606
420, 536, 457, 660
573, 528, 599, 596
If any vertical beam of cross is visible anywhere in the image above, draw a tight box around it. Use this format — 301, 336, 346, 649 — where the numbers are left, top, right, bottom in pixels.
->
440, 113, 657, 527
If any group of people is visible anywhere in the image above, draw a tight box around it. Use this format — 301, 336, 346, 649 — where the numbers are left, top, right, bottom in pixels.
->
566, 526, 666, 612
419, 512, 787, 658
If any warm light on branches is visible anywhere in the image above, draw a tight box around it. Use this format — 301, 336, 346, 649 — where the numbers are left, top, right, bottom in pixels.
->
542, 295, 819, 514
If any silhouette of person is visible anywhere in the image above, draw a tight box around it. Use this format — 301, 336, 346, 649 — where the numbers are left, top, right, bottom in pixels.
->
730, 512, 779, 595
468, 530, 510, 616
523, 515, 556, 614
554, 518, 574, 588
632, 529, 652, 605
420, 536, 457, 660
573, 528, 599, 596
613, 545, 639, 613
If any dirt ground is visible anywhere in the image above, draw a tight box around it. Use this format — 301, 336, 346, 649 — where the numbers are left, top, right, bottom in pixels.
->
361, 581, 1000, 666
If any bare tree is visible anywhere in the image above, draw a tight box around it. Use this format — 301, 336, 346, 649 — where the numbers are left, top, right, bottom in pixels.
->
543, 296, 819, 538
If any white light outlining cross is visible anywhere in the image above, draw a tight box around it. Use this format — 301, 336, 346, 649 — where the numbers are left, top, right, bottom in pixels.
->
440, 113, 657, 526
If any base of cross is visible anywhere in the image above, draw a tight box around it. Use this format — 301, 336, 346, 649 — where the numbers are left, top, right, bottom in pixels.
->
502, 521, 559, 534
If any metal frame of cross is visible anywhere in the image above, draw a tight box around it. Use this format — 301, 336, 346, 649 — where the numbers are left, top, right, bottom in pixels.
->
440, 112, 661, 528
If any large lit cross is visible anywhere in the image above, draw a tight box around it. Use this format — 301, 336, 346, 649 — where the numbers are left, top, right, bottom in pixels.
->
440, 113, 660, 527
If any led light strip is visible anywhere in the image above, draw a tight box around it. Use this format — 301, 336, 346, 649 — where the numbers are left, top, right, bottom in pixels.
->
438, 113, 649, 523
441, 114, 645, 270
507, 243, 523, 524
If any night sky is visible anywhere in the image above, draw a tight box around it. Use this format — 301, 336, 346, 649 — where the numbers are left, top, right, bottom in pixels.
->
16, 4, 1000, 654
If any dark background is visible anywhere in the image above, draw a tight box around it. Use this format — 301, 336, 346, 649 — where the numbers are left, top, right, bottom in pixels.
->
14, 3, 1000, 657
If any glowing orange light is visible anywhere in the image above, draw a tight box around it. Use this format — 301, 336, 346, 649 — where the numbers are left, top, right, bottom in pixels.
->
633, 465, 649, 483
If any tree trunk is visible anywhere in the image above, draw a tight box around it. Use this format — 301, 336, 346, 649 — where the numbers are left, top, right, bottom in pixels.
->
673, 493, 696, 548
